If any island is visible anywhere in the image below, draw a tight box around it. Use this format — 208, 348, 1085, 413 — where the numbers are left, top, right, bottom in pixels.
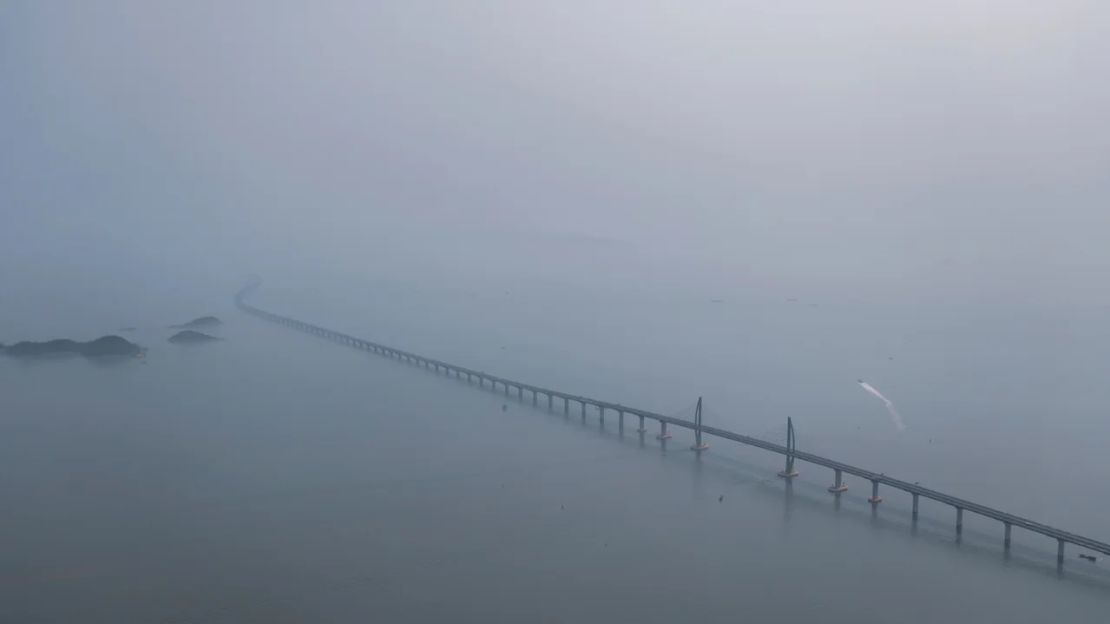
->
170, 316, 221, 330
168, 330, 221, 345
1, 335, 143, 358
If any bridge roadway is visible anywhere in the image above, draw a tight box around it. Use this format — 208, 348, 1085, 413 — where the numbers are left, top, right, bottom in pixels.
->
237, 282, 1110, 562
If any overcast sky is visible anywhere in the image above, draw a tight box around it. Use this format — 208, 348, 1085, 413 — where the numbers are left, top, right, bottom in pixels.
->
3, 1, 1108, 307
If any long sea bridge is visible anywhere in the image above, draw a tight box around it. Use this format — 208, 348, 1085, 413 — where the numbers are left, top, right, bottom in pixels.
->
236, 280, 1110, 565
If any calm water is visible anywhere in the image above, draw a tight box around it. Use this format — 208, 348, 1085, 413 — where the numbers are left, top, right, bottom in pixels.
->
2, 278, 1109, 622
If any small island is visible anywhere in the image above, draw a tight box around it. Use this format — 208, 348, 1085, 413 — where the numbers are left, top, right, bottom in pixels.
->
170, 316, 221, 330
168, 330, 221, 345
1, 335, 143, 358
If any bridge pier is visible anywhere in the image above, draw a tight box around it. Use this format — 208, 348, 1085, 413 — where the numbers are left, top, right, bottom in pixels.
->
618, 411, 624, 431
912, 493, 919, 519
563, 397, 569, 414
532, 390, 537, 406
580, 402, 586, 421
1004, 522, 1012, 549
656, 421, 672, 440
1058, 540, 1065, 564
504, 383, 510, 397
636, 414, 647, 433
599, 406, 605, 423
517, 386, 523, 400
868, 480, 882, 504
690, 397, 708, 451
956, 507, 964, 535
828, 469, 847, 493
547, 394, 553, 410
777, 417, 798, 478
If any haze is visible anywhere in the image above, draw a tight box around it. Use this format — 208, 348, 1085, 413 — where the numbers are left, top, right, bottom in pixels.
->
3, 2, 1110, 622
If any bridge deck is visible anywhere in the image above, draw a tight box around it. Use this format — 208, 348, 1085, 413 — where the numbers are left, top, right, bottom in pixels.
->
237, 284, 1110, 558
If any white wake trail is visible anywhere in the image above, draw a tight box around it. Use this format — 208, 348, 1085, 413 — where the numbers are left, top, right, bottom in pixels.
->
858, 381, 906, 432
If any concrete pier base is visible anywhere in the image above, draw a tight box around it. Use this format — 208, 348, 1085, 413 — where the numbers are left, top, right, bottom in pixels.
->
656, 422, 672, 440
828, 469, 847, 492
778, 469, 799, 479
691, 443, 710, 452
868, 480, 883, 504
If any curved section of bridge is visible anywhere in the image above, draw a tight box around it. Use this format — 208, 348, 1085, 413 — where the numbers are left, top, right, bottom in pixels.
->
236, 279, 1110, 562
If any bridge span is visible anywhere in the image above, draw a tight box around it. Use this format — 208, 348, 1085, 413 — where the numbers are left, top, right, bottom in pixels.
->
236, 280, 1110, 564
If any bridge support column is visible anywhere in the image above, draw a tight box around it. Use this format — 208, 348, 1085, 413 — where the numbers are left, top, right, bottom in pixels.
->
599, 406, 605, 423
656, 421, 672, 440
912, 494, 919, 519
618, 411, 624, 431
777, 417, 798, 478
956, 507, 963, 535
532, 390, 537, 406
517, 386, 523, 400
548, 394, 553, 410
828, 469, 847, 493
1058, 540, 1065, 564
504, 383, 510, 397
868, 480, 883, 504
690, 397, 709, 451
637, 415, 646, 433
1004, 522, 1012, 549
564, 397, 569, 414
581, 402, 586, 420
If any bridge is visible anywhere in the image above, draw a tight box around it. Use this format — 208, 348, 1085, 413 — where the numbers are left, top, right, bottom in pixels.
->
236, 280, 1110, 564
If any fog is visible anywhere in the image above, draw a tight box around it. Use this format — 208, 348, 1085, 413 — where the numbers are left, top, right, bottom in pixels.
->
3, 1, 1110, 622
5, 1, 1110, 304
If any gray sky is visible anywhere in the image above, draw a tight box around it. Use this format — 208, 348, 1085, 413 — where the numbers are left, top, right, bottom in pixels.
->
3, 1, 1108, 308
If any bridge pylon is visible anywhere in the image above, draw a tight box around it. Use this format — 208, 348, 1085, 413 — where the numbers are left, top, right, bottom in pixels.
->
777, 417, 799, 479
690, 397, 709, 452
